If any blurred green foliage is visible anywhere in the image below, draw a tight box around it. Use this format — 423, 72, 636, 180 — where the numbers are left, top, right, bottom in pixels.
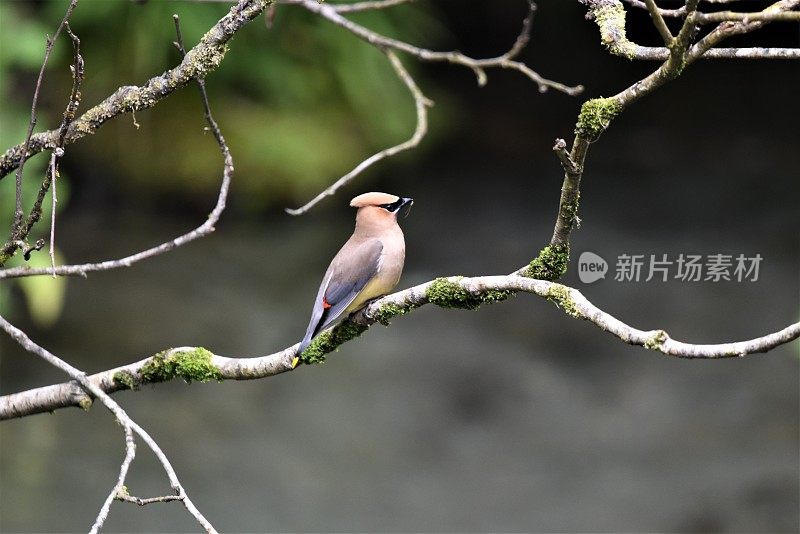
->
0, 0, 448, 212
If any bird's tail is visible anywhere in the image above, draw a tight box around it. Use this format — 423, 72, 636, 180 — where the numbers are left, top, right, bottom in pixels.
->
298, 334, 312, 357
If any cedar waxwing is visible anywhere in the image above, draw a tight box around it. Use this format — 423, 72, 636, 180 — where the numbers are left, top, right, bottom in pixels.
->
297, 192, 413, 362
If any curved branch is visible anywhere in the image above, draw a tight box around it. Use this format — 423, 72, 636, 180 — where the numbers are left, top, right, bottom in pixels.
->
0, 76, 234, 281
0, 315, 218, 533
3, 275, 797, 420
329, 0, 416, 13
5, 0, 77, 261
289, 0, 583, 94
282, 0, 581, 212
286, 49, 432, 215
0, 0, 269, 181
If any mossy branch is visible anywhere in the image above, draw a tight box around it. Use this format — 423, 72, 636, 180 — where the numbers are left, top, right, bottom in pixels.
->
534, 0, 795, 273
0, 0, 270, 180
4, 275, 798, 420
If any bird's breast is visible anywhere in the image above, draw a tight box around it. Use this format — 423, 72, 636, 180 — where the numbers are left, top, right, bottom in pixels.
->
346, 231, 405, 313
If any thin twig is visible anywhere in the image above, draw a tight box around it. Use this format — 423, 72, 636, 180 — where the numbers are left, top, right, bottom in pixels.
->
91, 426, 136, 534
587, 0, 800, 59
696, 9, 800, 23
1, 22, 83, 268
2, 0, 78, 264
0, 12, 235, 282
0, 315, 217, 533
688, 0, 800, 60
48, 149, 60, 276
0, 0, 269, 181
282, 0, 581, 213
286, 50, 432, 215
116, 493, 184, 506
290, 0, 582, 94
330, 0, 416, 13
645, 0, 675, 43
552, 138, 579, 174
624, 0, 687, 17
48, 24, 84, 276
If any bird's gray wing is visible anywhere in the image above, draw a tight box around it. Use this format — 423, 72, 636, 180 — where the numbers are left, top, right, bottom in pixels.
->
299, 239, 383, 352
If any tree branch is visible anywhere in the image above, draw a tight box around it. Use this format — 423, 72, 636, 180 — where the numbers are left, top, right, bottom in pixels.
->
329, 0, 416, 13
0, 0, 269, 181
529, 0, 797, 283
0, 30, 235, 282
0, 315, 218, 533
91, 426, 135, 533
290, 0, 582, 94
623, 0, 687, 17
281, 0, 582, 213
0, 11, 244, 530
3, 0, 78, 264
688, 0, 800, 61
586, 0, 799, 60
2, 274, 797, 420
286, 49, 432, 215
644, 0, 675, 44
695, 9, 800, 22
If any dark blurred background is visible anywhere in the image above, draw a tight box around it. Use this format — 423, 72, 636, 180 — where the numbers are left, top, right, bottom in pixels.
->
1, 1, 798, 532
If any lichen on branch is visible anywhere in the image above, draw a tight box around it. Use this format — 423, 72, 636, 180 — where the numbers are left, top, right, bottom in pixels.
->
575, 97, 622, 141
139, 347, 222, 384
426, 277, 515, 310
524, 244, 570, 281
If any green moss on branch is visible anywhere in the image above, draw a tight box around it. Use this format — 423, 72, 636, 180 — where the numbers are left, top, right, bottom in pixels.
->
426, 277, 514, 310
575, 97, 622, 141
545, 284, 582, 318
589, 0, 637, 59
140, 347, 222, 384
374, 302, 418, 326
524, 244, 570, 281
644, 330, 668, 350
300, 320, 369, 365
112, 370, 137, 390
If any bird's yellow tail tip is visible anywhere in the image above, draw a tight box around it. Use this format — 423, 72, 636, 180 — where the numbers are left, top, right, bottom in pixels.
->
291, 356, 300, 369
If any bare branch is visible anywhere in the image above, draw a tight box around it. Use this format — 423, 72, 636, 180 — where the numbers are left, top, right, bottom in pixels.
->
624, 0, 686, 16
2, 0, 78, 264
0, 315, 218, 533
286, 50, 432, 215
48, 149, 59, 275
3, 275, 797, 420
0, 10, 245, 530
0, 31, 235, 282
689, 0, 800, 60
115, 493, 184, 506
587, 0, 800, 60
645, 0, 675, 43
623, 0, 766, 17
291, 0, 582, 93
91, 426, 136, 534
552, 138, 580, 174
329, 0, 416, 13
696, 9, 800, 22
0, 0, 270, 181
281, 0, 581, 212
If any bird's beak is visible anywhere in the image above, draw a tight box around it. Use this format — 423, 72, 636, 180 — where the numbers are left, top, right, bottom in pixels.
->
400, 197, 413, 218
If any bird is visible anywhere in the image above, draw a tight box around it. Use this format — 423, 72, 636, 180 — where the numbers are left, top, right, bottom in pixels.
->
296, 192, 413, 366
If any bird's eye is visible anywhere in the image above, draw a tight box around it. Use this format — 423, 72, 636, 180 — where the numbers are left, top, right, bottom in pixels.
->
380, 199, 404, 212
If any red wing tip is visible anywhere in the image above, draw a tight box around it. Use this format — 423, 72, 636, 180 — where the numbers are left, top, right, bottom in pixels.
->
322, 297, 332, 309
